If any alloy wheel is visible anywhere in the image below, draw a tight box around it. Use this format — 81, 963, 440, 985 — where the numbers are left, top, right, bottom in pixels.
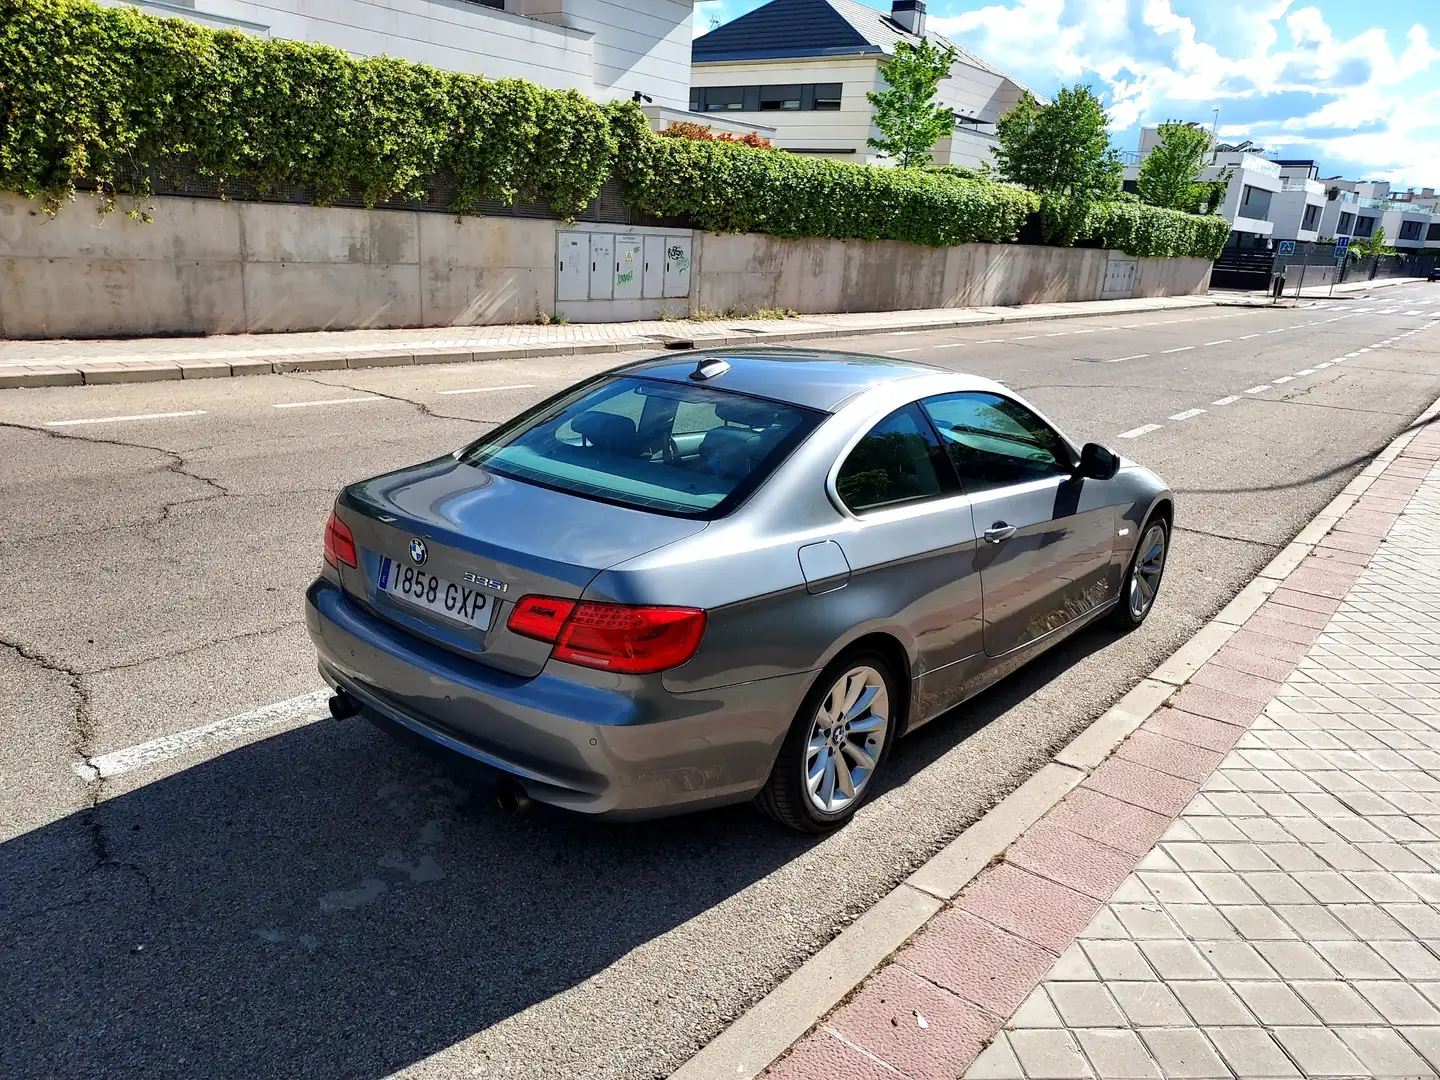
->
804, 666, 889, 814
1128, 522, 1167, 619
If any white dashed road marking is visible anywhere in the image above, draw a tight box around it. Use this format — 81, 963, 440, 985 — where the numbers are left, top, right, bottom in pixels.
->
437, 383, 536, 396
1119, 424, 1163, 439
1204, 340, 1232, 346
73, 690, 331, 780
1273, 375, 1295, 383
46, 410, 207, 427
1112, 354, 1149, 362
1239, 334, 1260, 340
1212, 396, 1240, 406
1245, 385, 1271, 394
1295, 368, 1316, 376
1168, 408, 1205, 421
1162, 346, 1195, 354
273, 396, 383, 409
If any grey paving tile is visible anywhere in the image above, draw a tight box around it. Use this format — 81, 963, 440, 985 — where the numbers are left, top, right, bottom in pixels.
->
1073, 1029, 1161, 1079
1137, 1029, 1230, 1079
1164, 845, 1230, 873
1189, 874, 1262, 905
1137, 940, 1214, 982
1291, 870, 1368, 903
1107, 982, 1192, 1027
1204, 1027, 1299, 1078
1336, 1026, 1436, 1076
1010, 1028, 1096, 1079
1347, 870, 1424, 902
1354, 980, 1440, 1024
1013, 986, 1066, 1028
1399, 1026, 1440, 1073
1372, 939, 1440, 978
1231, 981, 1321, 1025
1138, 873, 1207, 905
1167, 905, 1239, 941
1218, 905, 1299, 940
1048, 982, 1127, 1027
1269, 1026, 1366, 1077
1081, 940, 1157, 981
1291, 980, 1385, 1024
1170, 982, 1256, 1026
1113, 905, 1186, 940
1271, 904, 1357, 940
1241, 872, 1315, 905
1385, 902, 1440, 937
1051, 942, 1101, 980
1313, 939, 1399, 979
1195, 941, 1277, 980
968, 1033, 1027, 1079
1333, 903, 1414, 938
1252, 941, 1337, 980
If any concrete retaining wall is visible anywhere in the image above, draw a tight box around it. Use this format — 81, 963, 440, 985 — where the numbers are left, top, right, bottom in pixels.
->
0, 192, 1212, 339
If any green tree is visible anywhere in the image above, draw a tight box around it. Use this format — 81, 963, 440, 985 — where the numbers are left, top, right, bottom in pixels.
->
993, 85, 1121, 198
866, 39, 958, 168
1137, 122, 1212, 211
1350, 226, 1393, 259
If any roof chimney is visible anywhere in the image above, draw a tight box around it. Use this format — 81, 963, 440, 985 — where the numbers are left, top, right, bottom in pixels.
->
891, 0, 926, 36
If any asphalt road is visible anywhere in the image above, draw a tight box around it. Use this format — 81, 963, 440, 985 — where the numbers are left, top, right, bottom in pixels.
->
2, 285, 1439, 1080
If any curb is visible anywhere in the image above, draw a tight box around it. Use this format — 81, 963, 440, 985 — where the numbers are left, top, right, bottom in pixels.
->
669, 389, 1440, 1080
0, 296, 1222, 391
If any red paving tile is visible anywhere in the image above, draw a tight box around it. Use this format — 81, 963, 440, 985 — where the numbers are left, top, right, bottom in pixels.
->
1170, 683, 1268, 724
1318, 531, 1384, 555
1333, 511, 1402, 536
956, 863, 1101, 952
1116, 728, 1227, 783
898, 908, 1057, 1016
1268, 587, 1342, 615
826, 965, 1001, 1080
1004, 818, 1140, 900
1352, 496, 1408, 516
1308, 546, 1372, 568
1283, 563, 1364, 600
1144, 706, 1247, 752
1256, 600, 1333, 629
1224, 627, 1312, 663
1241, 614, 1324, 647
1209, 644, 1298, 683
1189, 664, 1283, 704
1045, 785, 1173, 856
1082, 755, 1200, 816
1366, 479, 1423, 501
764, 1030, 897, 1080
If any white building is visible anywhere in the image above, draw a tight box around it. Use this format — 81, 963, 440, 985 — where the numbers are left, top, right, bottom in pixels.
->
1269, 161, 1327, 244
103, 0, 696, 110
689, 0, 1031, 168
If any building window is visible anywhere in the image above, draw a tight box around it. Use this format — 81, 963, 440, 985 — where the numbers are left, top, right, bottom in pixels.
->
1240, 185, 1271, 220
1429, 223, 1440, 242
690, 83, 842, 113
1353, 215, 1376, 238
1338, 212, 1355, 234
1301, 204, 1321, 231
1399, 220, 1424, 241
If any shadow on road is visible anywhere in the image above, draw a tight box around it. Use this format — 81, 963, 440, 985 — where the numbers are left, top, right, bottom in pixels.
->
0, 623, 1125, 1080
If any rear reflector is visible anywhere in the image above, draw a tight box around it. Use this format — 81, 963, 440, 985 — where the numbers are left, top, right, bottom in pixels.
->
507, 595, 706, 674
324, 511, 358, 569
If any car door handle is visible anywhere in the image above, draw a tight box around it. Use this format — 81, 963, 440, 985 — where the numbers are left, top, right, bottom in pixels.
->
984, 523, 1017, 544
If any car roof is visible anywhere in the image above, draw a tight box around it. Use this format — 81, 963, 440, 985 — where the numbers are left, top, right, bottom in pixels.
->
617, 347, 991, 412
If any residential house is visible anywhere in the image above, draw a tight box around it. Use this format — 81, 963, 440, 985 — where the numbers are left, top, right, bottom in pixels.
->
1124, 132, 1283, 251
689, 0, 1032, 168
1269, 160, 1328, 244
99, 0, 697, 110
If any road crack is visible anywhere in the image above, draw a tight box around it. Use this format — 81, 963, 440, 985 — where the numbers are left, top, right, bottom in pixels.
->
1172, 524, 1282, 549
280, 373, 492, 426
0, 635, 155, 901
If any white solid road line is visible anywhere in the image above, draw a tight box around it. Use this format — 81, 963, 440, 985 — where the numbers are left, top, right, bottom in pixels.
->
1168, 408, 1205, 421
273, 396, 383, 409
46, 410, 206, 427
437, 383, 537, 396
1118, 423, 1163, 439
73, 689, 332, 781
1212, 395, 1240, 406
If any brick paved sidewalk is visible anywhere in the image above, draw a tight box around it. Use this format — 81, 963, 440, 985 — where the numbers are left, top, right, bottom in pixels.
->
0, 294, 1219, 389
763, 418, 1440, 1079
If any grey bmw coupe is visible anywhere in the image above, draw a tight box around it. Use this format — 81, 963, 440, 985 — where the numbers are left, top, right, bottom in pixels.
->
307, 348, 1172, 832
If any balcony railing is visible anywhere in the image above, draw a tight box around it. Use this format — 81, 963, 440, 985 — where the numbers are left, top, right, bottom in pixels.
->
1281, 178, 1324, 194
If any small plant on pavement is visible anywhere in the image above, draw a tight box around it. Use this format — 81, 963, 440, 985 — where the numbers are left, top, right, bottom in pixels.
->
865, 39, 959, 168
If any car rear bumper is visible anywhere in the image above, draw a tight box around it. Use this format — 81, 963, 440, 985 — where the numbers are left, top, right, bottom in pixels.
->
306, 578, 808, 818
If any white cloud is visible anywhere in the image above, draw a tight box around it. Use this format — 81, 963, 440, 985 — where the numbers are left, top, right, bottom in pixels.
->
928, 0, 1440, 185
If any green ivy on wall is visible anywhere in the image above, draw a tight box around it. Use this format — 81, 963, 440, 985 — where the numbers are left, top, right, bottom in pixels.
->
0, 0, 1231, 260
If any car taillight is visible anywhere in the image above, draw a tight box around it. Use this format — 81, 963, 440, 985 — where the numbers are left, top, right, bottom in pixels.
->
324, 511, 358, 569
507, 595, 706, 674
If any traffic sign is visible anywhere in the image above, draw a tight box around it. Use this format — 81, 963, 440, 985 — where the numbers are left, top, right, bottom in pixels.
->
1277, 240, 1296, 256
1334, 236, 1351, 260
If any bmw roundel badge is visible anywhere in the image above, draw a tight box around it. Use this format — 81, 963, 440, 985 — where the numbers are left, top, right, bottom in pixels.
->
409, 538, 428, 565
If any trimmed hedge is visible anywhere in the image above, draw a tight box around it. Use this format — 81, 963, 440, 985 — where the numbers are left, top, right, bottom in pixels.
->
0, 0, 617, 213
1088, 202, 1230, 260
0, 0, 1228, 260
619, 135, 1040, 247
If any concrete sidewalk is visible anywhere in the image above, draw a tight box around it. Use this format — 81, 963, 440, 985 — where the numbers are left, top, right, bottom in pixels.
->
0, 294, 1222, 389
673, 400, 1440, 1080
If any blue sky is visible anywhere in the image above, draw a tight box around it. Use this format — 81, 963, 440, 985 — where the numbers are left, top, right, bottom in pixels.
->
693, 0, 1440, 187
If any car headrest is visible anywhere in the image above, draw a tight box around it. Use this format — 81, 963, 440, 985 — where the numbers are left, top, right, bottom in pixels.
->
571, 411, 637, 452
714, 398, 779, 429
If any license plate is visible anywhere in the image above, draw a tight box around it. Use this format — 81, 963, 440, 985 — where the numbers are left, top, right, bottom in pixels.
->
378, 557, 495, 630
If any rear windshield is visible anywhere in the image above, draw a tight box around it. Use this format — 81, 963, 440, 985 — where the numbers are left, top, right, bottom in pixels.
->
458, 376, 823, 518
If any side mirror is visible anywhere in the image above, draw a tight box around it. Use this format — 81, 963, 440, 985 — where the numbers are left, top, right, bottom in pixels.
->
1076, 442, 1120, 480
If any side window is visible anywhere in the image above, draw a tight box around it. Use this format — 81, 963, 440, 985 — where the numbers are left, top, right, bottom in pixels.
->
921, 392, 1072, 493
835, 404, 946, 513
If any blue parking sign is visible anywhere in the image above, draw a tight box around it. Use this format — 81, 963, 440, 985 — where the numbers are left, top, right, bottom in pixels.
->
1277, 240, 1296, 256
1334, 236, 1351, 259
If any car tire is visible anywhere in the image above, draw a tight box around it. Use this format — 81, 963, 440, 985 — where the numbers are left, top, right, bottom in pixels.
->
756, 648, 899, 833
1108, 513, 1169, 631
